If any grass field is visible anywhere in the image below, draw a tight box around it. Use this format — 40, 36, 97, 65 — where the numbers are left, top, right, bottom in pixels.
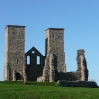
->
0, 81, 99, 99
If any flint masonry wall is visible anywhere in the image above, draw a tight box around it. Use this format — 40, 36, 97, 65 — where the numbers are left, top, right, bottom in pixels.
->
56, 72, 81, 81
4, 25, 26, 81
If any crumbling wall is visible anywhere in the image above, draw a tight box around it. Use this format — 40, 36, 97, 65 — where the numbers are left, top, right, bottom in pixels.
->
40, 52, 55, 82
55, 49, 88, 82
37, 49, 88, 82
56, 72, 81, 81
37, 52, 56, 82
76, 49, 88, 81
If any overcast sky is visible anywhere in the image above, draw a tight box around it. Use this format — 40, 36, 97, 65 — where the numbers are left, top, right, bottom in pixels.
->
0, 0, 99, 85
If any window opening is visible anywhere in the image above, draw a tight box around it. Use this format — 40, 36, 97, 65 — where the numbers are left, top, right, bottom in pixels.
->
37, 56, 40, 64
59, 35, 62, 39
53, 34, 55, 39
16, 59, 18, 64
19, 32, 20, 35
27, 56, 30, 65
16, 72, 21, 80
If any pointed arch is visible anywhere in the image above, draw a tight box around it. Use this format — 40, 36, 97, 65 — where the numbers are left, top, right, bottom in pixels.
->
59, 34, 62, 39
37, 56, 40, 65
27, 55, 30, 65
53, 34, 55, 39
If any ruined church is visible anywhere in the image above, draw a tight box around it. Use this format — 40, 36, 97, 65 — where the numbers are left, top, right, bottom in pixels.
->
4, 25, 88, 82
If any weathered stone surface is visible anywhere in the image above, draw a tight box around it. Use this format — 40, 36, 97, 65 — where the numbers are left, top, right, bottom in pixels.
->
37, 76, 43, 82
4, 25, 26, 81
40, 52, 55, 82
56, 72, 81, 81
76, 49, 88, 81
4, 26, 89, 82
48, 49, 88, 82
45, 28, 66, 73
42, 54, 50, 82
49, 53, 55, 82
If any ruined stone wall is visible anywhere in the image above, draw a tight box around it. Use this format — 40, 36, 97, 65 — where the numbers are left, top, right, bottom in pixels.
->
55, 72, 81, 81
76, 49, 88, 81
55, 49, 88, 82
25, 47, 45, 81
4, 25, 26, 81
41, 52, 55, 82
37, 28, 89, 82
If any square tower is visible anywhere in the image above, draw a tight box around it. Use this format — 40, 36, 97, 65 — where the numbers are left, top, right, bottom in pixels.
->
4, 25, 26, 81
45, 28, 66, 72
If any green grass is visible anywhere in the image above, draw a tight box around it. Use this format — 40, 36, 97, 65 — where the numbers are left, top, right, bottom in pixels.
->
0, 81, 99, 99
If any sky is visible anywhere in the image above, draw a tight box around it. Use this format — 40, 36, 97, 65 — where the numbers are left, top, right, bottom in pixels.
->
0, 0, 99, 85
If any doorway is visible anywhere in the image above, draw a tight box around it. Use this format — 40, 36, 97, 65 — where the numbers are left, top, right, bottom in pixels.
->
15, 72, 22, 81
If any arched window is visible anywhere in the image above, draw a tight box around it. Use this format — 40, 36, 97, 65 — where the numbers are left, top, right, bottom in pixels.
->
19, 32, 20, 35
37, 56, 40, 65
27, 56, 30, 65
53, 34, 55, 39
59, 34, 62, 39
16, 58, 18, 64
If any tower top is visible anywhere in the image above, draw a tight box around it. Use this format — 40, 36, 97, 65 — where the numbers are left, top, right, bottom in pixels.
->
45, 28, 64, 31
5, 25, 25, 29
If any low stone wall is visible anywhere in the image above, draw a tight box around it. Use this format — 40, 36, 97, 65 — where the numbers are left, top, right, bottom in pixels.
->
57, 80, 98, 88
56, 71, 81, 81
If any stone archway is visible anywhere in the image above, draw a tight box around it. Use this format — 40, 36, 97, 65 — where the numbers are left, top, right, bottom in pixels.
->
15, 72, 22, 81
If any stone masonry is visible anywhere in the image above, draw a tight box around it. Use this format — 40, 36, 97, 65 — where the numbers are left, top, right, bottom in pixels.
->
45, 28, 66, 72
76, 49, 88, 81
4, 25, 26, 81
4, 26, 88, 82
54, 49, 88, 81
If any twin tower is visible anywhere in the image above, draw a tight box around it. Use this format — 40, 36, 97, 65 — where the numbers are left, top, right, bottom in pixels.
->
4, 25, 66, 81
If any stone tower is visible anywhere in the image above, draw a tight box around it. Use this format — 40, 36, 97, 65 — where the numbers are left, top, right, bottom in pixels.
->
4, 25, 26, 81
45, 28, 66, 72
